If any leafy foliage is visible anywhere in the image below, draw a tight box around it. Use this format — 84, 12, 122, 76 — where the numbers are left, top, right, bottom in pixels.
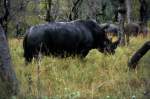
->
1, 0, 149, 37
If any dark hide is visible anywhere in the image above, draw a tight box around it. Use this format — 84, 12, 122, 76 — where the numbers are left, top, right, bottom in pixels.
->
124, 23, 140, 36
125, 22, 149, 36
23, 20, 119, 63
124, 22, 149, 44
102, 22, 148, 37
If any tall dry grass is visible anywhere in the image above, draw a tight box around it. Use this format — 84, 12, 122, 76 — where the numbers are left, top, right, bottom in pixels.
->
6, 35, 150, 99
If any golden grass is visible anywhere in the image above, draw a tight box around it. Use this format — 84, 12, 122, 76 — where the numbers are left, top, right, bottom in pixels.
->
8, 35, 150, 99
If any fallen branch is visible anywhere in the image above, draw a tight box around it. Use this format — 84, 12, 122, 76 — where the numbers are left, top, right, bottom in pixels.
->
128, 41, 150, 69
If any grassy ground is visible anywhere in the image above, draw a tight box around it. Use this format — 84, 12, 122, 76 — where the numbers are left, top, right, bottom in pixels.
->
8, 35, 150, 99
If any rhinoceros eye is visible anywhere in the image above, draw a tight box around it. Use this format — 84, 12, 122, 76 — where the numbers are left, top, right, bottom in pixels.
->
104, 41, 107, 46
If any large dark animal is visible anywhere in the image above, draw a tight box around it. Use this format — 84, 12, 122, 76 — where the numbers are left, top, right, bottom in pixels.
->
102, 22, 149, 37
23, 20, 119, 63
125, 22, 149, 44
124, 23, 140, 36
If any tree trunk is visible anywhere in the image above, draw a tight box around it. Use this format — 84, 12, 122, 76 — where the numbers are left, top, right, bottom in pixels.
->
139, 0, 148, 26
0, 0, 10, 38
118, 0, 126, 46
0, 25, 18, 97
33, 0, 40, 15
45, 0, 53, 22
128, 41, 150, 69
69, 0, 83, 20
126, 0, 131, 23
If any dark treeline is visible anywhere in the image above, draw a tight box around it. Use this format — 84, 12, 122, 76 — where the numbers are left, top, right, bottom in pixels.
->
0, 0, 150, 37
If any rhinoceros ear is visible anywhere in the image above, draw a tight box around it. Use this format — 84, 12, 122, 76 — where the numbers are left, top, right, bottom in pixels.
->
100, 23, 109, 30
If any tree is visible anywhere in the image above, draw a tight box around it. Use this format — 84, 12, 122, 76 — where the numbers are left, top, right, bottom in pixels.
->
33, 0, 40, 14
45, 0, 53, 22
0, 25, 18, 98
0, 0, 10, 37
69, 0, 83, 20
139, 0, 148, 26
126, 0, 131, 23
0, 0, 18, 97
110, 0, 120, 22
117, 0, 126, 45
